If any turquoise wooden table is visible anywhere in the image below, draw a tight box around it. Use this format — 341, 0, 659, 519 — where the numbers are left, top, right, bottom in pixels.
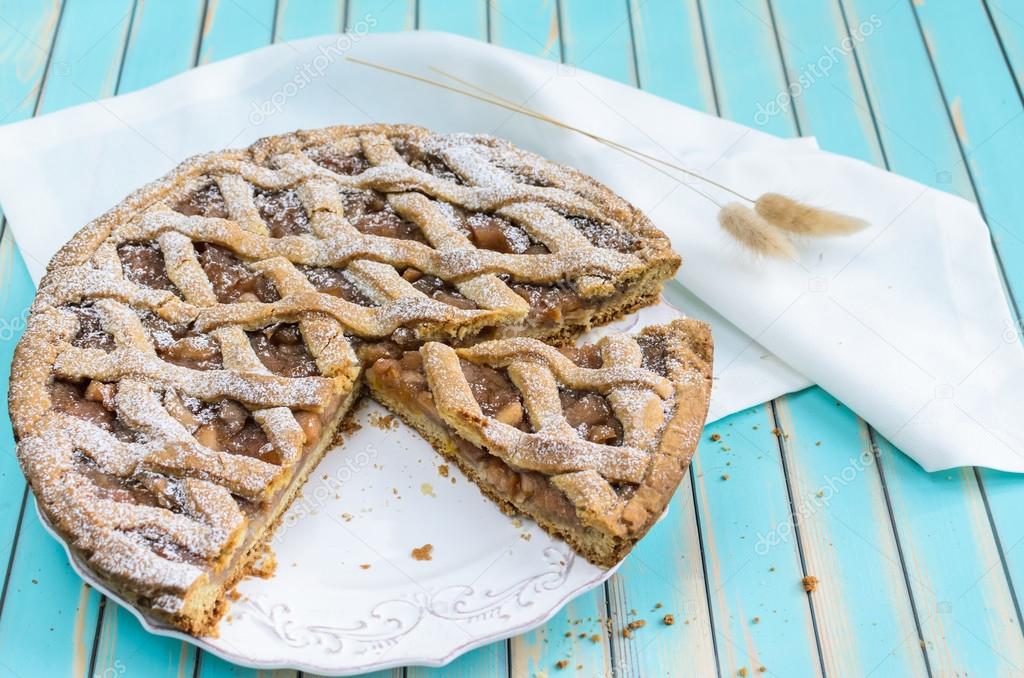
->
2, 1, 1024, 676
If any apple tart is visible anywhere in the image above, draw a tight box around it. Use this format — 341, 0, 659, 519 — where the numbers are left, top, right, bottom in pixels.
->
8, 123, 709, 635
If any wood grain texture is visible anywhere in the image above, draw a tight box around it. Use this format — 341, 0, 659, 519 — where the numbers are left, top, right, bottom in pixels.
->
0, 0, 62, 615
489, 0, 561, 61
0, 1, 135, 673
0, 2, 1023, 677
904, 8, 1024, 639
118, 0, 206, 93
275, 0, 346, 42
346, 0, 416, 32
197, 0, 275, 64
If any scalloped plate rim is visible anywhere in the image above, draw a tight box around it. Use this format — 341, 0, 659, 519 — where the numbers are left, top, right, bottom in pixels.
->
35, 490, 621, 675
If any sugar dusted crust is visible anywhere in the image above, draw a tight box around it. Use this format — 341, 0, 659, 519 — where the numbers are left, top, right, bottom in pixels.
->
366, 319, 713, 568
8, 123, 692, 636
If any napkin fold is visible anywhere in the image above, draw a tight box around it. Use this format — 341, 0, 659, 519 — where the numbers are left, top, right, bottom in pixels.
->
0, 32, 1019, 472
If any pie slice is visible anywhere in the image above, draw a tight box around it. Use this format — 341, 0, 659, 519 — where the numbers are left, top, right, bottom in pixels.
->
365, 319, 713, 567
8, 123, 703, 636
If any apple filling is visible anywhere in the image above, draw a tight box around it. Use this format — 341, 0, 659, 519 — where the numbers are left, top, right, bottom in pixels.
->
365, 347, 631, 535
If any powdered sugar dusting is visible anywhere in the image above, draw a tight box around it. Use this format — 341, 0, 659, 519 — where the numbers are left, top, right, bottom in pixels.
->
12, 123, 691, 631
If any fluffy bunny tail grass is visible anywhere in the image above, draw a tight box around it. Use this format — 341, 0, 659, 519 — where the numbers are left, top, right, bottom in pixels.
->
718, 202, 796, 260
755, 193, 868, 236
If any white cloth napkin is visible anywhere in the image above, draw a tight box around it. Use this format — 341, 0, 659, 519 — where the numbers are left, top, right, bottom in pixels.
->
0, 32, 1019, 472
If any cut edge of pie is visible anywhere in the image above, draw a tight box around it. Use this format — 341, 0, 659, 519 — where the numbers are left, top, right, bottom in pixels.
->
365, 319, 713, 567
8, 122, 701, 636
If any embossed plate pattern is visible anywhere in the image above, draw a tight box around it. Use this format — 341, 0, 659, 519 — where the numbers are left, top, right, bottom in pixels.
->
40, 399, 619, 674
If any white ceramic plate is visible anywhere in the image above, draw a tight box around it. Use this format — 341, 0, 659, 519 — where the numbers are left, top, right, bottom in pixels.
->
40, 398, 619, 675
38, 302, 707, 674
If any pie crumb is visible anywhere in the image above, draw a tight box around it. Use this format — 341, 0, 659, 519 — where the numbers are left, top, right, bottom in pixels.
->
411, 543, 434, 561
739, 669, 748, 677
438, 464, 449, 478
369, 412, 399, 430
420, 482, 436, 498
555, 659, 568, 669
802, 575, 819, 592
359, 563, 371, 570
710, 433, 721, 441
662, 614, 675, 625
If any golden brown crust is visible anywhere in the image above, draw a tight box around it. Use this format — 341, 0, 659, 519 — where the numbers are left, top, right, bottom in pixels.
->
366, 320, 713, 568
8, 122, 691, 634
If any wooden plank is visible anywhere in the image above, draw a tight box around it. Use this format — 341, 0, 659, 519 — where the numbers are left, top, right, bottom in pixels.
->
629, 0, 714, 111
699, 0, 792, 137
773, 394, 926, 676
91, 603, 197, 678
692, 407, 821, 677
275, 0, 345, 42
605, 483, 716, 677
0, 0, 61, 124
559, 0, 635, 84
0, 0, 62, 598
35, 0, 135, 111
840, 1, 1024, 674
405, 641, 506, 678
985, 1, 1024, 94
683, 4, 832, 675
197, 0, 275, 65
488, 0, 560, 61
902, 0, 1024, 668
0, 499, 104, 677
418, 0, 486, 39
875, 436, 1024, 674
838, 0, 973, 196
509, 594, 612, 678
910, 0, 1024, 297
758, 2, 932, 675
0, 1, 135, 673
118, 0, 205, 93
345, 0, 416, 32
768, 0, 885, 166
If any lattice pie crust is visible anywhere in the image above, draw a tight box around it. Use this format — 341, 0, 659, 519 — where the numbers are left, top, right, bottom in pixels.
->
8, 124, 711, 636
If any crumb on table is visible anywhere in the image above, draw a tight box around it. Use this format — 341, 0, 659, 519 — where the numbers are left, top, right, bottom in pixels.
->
802, 575, 819, 592
411, 543, 434, 561
662, 614, 675, 626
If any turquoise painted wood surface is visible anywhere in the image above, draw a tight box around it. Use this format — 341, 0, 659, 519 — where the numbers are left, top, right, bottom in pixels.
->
1, 1, 1023, 677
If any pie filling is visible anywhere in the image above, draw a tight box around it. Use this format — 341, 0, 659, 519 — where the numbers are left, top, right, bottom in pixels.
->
16, 127, 690, 637
364, 344, 657, 542
50, 371, 355, 607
